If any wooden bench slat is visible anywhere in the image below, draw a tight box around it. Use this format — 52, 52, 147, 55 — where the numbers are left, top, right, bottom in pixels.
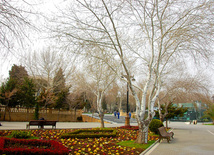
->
26, 120, 57, 129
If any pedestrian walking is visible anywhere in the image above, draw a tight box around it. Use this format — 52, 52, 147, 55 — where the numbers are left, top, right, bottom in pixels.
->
117, 111, 120, 119
114, 111, 117, 117
129, 112, 131, 119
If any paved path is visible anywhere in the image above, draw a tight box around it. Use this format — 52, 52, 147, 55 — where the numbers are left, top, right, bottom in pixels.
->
1, 117, 214, 155
0, 121, 138, 130
83, 113, 137, 124
147, 122, 214, 155
0, 113, 137, 130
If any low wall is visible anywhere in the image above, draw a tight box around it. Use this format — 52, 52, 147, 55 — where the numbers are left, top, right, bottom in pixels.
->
0, 107, 82, 122
82, 115, 110, 124
119, 111, 136, 118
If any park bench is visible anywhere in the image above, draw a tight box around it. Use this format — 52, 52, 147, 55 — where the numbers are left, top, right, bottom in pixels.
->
158, 126, 174, 143
43, 121, 57, 129
26, 120, 57, 129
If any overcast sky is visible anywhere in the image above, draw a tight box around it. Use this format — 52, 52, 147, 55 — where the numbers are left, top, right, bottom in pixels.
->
0, 0, 64, 81
0, 0, 213, 93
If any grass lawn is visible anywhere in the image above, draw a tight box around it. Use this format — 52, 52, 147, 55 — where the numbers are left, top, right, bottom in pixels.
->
0, 127, 158, 155
203, 123, 214, 125
117, 140, 156, 150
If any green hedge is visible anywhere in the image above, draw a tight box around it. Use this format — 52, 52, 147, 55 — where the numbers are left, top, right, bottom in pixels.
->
61, 129, 117, 139
117, 126, 139, 130
10, 131, 31, 139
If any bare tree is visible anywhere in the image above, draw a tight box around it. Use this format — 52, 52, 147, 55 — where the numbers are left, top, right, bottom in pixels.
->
157, 76, 211, 124
0, 0, 34, 54
0, 88, 17, 121
82, 55, 117, 128
37, 88, 56, 108
22, 47, 76, 92
50, 0, 214, 143
105, 82, 120, 113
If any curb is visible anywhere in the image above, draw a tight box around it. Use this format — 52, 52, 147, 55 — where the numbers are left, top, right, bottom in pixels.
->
140, 128, 174, 155
140, 139, 160, 155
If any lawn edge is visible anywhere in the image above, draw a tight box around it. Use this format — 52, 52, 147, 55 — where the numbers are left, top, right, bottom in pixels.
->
140, 128, 174, 155
139, 139, 159, 155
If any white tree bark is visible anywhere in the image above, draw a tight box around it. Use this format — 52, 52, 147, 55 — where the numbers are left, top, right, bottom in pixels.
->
50, 0, 214, 143
83, 56, 117, 128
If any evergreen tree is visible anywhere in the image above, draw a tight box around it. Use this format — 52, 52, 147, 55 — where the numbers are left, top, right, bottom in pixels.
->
17, 77, 36, 108
9, 64, 28, 85
203, 104, 214, 124
34, 102, 39, 120
155, 102, 187, 128
0, 78, 18, 120
53, 68, 65, 94
0, 65, 30, 107
55, 89, 69, 109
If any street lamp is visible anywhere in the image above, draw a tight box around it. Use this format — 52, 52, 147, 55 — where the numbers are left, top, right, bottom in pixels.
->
122, 75, 135, 126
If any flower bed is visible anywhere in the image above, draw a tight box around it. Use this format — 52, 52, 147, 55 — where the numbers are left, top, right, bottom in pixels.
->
0, 137, 69, 155
0, 128, 159, 155
117, 125, 139, 130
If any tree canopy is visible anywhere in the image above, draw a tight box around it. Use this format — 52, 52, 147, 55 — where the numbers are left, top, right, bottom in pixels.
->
155, 102, 188, 128
49, 0, 214, 143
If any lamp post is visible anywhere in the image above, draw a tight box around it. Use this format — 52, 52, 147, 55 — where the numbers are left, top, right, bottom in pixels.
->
122, 75, 135, 126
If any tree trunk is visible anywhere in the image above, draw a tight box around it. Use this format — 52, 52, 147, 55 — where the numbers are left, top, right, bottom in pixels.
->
74, 108, 76, 121
4, 106, 11, 121
160, 114, 164, 122
99, 112, 105, 128
8, 107, 11, 121
135, 123, 149, 144
26, 108, 29, 121
58, 109, 60, 121
3, 106, 7, 121
166, 118, 168, 128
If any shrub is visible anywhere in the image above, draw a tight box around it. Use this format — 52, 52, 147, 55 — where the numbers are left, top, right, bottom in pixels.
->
10, 131, 31, 139
203, 118, 209, 122
149, 119, 163, 134
77, 116, 83, 121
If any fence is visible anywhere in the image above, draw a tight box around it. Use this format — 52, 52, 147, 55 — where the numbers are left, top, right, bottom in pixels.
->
0, 106, 82, 122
